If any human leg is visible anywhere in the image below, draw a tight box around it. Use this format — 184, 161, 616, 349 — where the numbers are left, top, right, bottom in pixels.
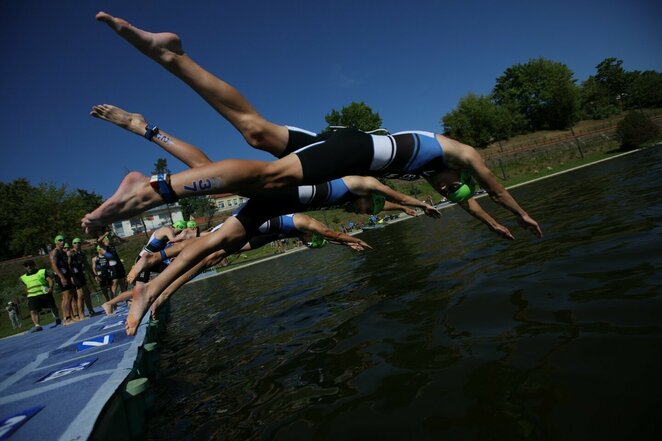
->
91, 104, 213, 168
125, 217, 248, 335
127, 241, 190, 284
96, 12, 289, 156
82, 154, 304, 231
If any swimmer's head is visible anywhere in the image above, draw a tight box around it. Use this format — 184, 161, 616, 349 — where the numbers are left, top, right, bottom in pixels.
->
54, 234, 64, 244
173, 220, 187, 231
347, 194, 386, 215
63, 243, 70, 250
96, 245, 104, 252
429, 169, 476, 203
72, 238, 82, 245
306, 232, 328, 248
186, 220, 197, 229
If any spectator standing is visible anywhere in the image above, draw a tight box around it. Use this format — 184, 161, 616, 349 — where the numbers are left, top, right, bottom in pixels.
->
20, 260, 61, 332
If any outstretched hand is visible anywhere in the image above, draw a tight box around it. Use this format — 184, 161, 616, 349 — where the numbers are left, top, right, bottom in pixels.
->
493, 223, 515, 240
403, 207, 417, 217
349, 239, 372, 251
423, 204, 441, 218
519, 215, 543, 238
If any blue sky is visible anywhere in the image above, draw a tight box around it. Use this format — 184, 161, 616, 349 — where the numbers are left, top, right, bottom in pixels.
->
1, 0, 660, 199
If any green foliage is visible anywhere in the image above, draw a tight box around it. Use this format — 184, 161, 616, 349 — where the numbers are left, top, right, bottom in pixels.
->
595, 58, 628, 106
152, 157, 171, 174
179, 196, 217, 225
493, 58, 579, 131
578, 76, 621, 119
615, 111, 660, 149
442, 93, 523, 148
0, 179, 102, 260
624, 70, 662, 109
324, 102, 382, 132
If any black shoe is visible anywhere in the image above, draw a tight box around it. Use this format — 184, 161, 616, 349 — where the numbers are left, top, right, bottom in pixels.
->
50, 319, 62, 328
30, 325, 43, 333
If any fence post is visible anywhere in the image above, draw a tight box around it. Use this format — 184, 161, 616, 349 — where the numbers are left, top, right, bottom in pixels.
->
497, 141, 508, 180
570, 127, 584, 159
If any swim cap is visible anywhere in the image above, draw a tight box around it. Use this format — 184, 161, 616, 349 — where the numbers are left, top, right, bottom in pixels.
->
446, 171, 476, 203
64, 243, 70, 249
370, 195, 386, 215
308, 232, 328, 248
96, 245, 104, 252
72, 238, 81, 244
186, 220, 197, 229
54, 234, 64, 243
173, 220, 187, 230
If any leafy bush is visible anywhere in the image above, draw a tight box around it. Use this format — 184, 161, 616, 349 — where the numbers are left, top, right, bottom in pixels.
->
616, 111, 660, 148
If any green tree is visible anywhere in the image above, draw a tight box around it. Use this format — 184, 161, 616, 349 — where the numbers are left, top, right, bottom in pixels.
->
324, 102, 382, 132
152, 158, 171, 174
594, 57, 628, 108
578, 76, 620, 119
624, 70, 662, 109
493, 58, 579, 131
179, 196, 217, 228
0, 179, 102, 259
442, 93, 523, 148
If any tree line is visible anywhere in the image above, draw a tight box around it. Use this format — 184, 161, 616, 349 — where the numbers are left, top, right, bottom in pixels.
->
0, 179, 102, 260
442, 57, 662, 148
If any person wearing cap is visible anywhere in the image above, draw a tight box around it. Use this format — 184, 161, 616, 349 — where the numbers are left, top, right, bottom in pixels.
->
20, 260, 62, 332
70, 238, 99, 317
6, 301, 21, 330
92, 245, 114, 303
98, 233, 128, 298
132, 220, 186, 282
49, 234, 78, 324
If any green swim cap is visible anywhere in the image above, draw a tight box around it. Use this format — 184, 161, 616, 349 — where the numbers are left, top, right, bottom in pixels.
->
186, 220, 197, 229
370, 195, 386, 215
446, 171, 476, 203
173, 220, 187, 230
308, 232, 328, 248
72, 238, 81, 244
64, 243, 70, 249
96, 245, 104, 252
54, 234, 64, 243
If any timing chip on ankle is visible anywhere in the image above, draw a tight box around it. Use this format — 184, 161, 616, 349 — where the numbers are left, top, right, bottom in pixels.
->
149, 173, 178, 204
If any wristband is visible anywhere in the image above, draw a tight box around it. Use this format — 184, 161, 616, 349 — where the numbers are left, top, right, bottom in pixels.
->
144, 124, 160, 141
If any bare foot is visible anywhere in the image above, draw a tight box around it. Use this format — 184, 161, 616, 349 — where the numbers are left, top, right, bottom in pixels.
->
125, 284, 152, 336
96, 12, 184, 63
127, 256, 148, 285
90, 104, 147, 136
81, 172, 157, 233
101, 302, 114, 316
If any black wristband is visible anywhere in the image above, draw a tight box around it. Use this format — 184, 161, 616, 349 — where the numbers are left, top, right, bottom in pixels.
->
144, 124, 160, 141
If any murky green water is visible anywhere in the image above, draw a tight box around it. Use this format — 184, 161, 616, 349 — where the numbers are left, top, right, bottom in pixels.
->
148, 147, 662, 440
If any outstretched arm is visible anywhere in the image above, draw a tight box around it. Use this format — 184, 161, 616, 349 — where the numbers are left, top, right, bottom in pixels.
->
457, 147, 542, 237
348, 176, 440, 218
458, 198, 515, 240
295, 215, 372, 251
383, 201, 417, 217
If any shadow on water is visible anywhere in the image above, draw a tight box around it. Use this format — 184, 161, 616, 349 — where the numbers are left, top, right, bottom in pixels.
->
148, 147, 662, 441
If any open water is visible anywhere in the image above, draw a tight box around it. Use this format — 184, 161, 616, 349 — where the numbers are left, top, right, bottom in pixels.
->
148, 147, 662, 441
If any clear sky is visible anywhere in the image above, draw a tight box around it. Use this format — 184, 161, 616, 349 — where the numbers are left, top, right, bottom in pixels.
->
1, 0, 660, 199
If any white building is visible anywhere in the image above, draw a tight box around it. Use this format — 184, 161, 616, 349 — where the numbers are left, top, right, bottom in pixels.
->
111, 203, 185, 238
210, 193, 249, 212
